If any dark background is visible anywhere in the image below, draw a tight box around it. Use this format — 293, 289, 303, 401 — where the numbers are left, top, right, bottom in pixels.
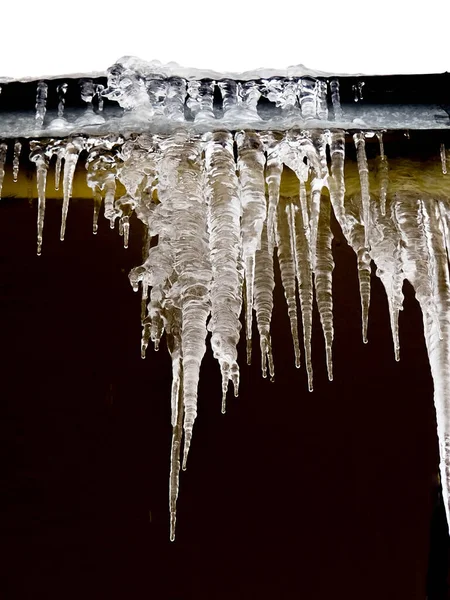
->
0, 188, 449, 599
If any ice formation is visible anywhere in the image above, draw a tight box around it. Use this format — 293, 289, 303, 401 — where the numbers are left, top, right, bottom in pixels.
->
1, 56, 450, 541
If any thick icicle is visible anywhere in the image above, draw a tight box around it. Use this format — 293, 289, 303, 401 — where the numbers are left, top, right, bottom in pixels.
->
276, 196, 301, 368
204, 131, 243, 412
29, 141, 49, 255
61, 138, 83, 241
236, 131, 267, 365
397, 198, 450, 530
254, 221, 275, 380
314, 195, 334, 380
0, 142, 7, 199
157, 132, 211, 470
12, 140, 21, 183
35, 81, 48, 128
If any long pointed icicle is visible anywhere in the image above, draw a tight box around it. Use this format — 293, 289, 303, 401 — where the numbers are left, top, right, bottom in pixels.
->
0, 142, 7, 199
441, 143, 448, 175
254, 221, 275, 380
314, 196, 334, 380
376, 132, 389, 216
421, 201, 450, 531
204, 131, 243, 412
333, 132, 371, 344
29, 142, 49, 255
276, 196, 301, 368
328, 131, 347, 234
169, 333, 183, 542
353, 132, 371, 248
61, 138, 83, 241
158, 132, 211, 471
236, 131, 267, 365
370, 196, 404, 360
291, 197, 314, 391
264, 133, 283, 255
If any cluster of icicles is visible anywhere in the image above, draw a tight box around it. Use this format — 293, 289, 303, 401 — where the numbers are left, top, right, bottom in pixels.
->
2, 127, 450, 541
7, 67, 343, 132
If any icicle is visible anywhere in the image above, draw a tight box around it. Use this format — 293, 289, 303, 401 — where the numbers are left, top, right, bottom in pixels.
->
314, 196, 334, 380
218, 80, 261, 121
236, 131, 267, 365
397, 198, 450, 530
77, 79, 105, 125
309, 132, 329, 269
298, 77, 318, 120
353, 132, 371, 249
168, 330, 183, 542
261, 77, 300, 116
145, 74, 168, 116
328, 130, 347, 233
115, 194, 137, 248
54, 147, 64, 191
165, 77, 187, 121
92, 194, 102, 234
218, 79, 238, 116
254, 221, 275, 380
329, 78, 343, 121
29, 141, 49, 255
35, 81, 48, 128
290, 197, 314, 390
12, 140, 21, 183
186, 80, 215, 121
276, 196, 301, 368
0, 142, 7, 199
94, 84, 105, 112
395, 196, 441, 338
235, 80, 261, 121
441, 143, 447, 175
57, 83, 68, 118
80, 79, 94, 112
264, 132, 283, 255
61, 138, 84, 241
85, 136, 123, 229
299, 179, 309, 236
204, 131, 243, 412
157, 132, 211, 471
352, 81, 365, 102
370, 197, 404, 361
329, 131, 371, 344
376, 132, 389, 216
316, 80, 329, 120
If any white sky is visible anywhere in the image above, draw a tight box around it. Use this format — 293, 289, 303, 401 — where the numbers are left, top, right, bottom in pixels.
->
2, 0, 449, 78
